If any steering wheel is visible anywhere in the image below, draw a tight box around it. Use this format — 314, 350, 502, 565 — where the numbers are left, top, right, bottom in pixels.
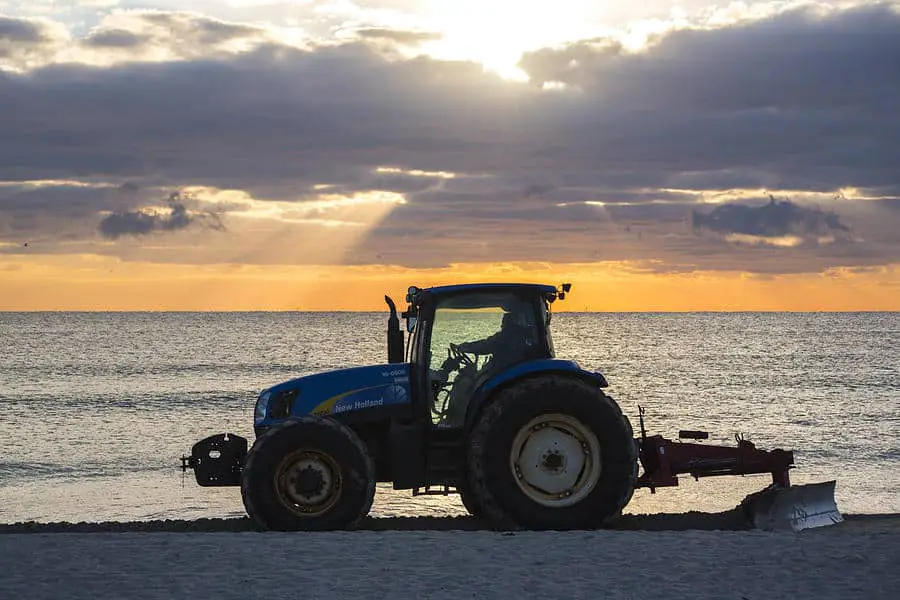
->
449, 342, 476, 368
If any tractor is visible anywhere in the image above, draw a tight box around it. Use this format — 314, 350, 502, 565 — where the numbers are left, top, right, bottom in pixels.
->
181, 282, 842, 531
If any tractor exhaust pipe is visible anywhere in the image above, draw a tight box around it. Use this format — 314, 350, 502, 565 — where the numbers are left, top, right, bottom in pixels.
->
385, 295, 404, 363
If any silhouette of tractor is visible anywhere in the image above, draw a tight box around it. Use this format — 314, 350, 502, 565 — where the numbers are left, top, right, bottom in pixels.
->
182, 282, 841, 531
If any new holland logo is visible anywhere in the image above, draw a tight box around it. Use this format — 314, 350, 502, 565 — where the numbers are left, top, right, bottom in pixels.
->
333, 398, 385, 414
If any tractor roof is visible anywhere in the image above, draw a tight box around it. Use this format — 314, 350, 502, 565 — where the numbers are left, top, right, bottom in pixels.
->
425, 283, 558, 296
406, 282, 567, 306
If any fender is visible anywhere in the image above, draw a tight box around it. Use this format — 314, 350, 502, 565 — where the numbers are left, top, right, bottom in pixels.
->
463, 358, 609, 429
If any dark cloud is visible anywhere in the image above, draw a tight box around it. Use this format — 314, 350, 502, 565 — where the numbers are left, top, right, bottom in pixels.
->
356, 28, 441, 44
0, 15, 63, 64
0, 41, 532, 190
74, 11, 271, 59
879, 198, 900, 211
691, 195, 851, 239
519, 4, 900, 113
0, 16, 44, 43
97, 191, 225, 239
517, 37, 625, 88
82, 29, 149, 49
99, 204, 187, 238
1, 184, 112, 217
141, 11, 262, 45
516, 6, 900, 194
1, 4, 899, 273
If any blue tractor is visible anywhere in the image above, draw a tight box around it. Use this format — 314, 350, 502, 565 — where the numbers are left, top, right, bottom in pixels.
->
182, 282, 839, 531
182, 282, 638, 530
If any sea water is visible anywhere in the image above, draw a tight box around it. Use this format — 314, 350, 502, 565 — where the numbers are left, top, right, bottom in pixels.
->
1, 312, 897, 523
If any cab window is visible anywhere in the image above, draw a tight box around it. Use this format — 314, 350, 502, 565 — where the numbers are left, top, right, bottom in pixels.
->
426, 292, 540, 427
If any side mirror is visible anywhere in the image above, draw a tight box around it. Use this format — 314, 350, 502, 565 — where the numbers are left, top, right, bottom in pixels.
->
402, 306, 418, 333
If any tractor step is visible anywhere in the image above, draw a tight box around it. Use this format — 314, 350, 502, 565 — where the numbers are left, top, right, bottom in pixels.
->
424, 429, 466, 484
412, 485, 458, 496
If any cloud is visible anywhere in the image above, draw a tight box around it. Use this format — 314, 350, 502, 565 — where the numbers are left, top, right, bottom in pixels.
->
81, 28, 148, 49
0, 10, 281, 69
97, 191, 225, 239
519, 2, 900, 108
0, 3, 899, 274
0, 15, 68, 69
355, 27, 441, 45
0, 15, 43, 43
75, 10, 276, 63
691, 195, 851, 242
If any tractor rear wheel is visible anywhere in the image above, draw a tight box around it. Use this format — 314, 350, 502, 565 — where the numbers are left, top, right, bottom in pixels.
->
241, 416, 376, 531
467, 374, 636, 530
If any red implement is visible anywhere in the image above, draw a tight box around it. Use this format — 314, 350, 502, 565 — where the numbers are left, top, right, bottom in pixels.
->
632, 406, 842, 531
636, 432, 794, 491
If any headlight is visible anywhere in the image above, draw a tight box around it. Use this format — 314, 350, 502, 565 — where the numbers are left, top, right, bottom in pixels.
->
268, 389, 298, 419
254, 391, 271, 423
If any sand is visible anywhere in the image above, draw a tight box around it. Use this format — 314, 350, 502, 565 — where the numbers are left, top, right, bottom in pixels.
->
1, 514, 898, 600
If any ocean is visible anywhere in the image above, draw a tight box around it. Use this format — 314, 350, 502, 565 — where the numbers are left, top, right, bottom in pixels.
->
0, 311, 897, 523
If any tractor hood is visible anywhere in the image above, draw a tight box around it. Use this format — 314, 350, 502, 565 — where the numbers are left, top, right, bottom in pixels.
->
254, 363, 412, 426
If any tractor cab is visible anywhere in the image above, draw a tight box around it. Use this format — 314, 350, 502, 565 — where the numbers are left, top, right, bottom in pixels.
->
396, 283, 568, 429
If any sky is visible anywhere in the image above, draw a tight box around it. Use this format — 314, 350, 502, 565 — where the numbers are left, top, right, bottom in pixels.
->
1, 0, 898, 310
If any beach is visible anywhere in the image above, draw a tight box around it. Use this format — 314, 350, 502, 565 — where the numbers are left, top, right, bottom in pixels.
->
2, 514, 898, 600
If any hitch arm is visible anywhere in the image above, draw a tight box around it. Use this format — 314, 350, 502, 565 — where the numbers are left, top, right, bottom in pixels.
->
635, 433, 794, 492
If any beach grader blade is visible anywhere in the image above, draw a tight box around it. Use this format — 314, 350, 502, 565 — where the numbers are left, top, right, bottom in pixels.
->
180, 281, 843, 532
741, 480, 843, 532
635, 407, 843, 532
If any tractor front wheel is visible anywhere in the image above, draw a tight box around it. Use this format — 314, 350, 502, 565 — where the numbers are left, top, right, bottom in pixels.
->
457, 477, 482, 517
241, 416, 375, 531
467, 375, 636, 530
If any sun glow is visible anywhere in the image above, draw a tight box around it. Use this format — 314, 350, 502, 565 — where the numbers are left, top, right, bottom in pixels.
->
419, 0, 599, 79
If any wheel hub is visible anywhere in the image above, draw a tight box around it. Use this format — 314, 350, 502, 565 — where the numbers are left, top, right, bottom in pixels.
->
276, 450, 342, 516
290, 465, 326, 499
510, 413, 602, 508
541, 449, 566, 473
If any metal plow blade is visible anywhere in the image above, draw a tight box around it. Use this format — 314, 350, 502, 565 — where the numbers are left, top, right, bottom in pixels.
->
742, 480, 843, 532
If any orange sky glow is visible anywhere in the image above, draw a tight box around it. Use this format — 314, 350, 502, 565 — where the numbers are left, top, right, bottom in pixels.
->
2, 255, 897, 311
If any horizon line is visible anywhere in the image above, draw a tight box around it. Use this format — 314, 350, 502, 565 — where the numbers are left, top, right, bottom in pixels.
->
1, 309, 897, 314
